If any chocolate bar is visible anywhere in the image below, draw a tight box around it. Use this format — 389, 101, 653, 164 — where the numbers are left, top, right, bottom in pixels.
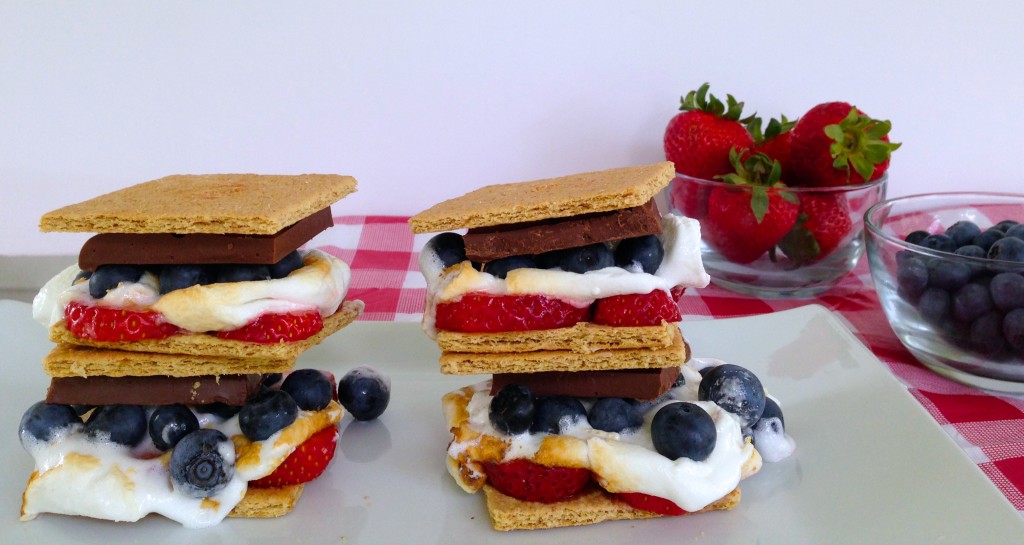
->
463, 199, 662, 262
46, 374, 263, 406
491, 366, 680, 400
77, 207, 334, 271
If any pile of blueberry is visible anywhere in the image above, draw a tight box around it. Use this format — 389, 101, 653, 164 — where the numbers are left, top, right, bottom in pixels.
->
77, 250, 306, 298
428, 233, 666, 278
487, 363, 783, 462
896, 220, 1024, 357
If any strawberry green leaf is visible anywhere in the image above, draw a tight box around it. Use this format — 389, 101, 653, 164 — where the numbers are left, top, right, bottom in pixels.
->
750, 187, 769, 223
777, 225, 821, 267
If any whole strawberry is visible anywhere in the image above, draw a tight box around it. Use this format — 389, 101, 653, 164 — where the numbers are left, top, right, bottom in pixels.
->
788, 102, 900, 187
702, 149, 799, 264
664, 83, 754, 180
776, 193, 853, 266
747, 115, 796, 176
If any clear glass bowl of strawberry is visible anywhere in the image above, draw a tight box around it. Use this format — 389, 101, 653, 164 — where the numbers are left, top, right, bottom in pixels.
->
865, 192, 1024, 393
667, 173, 887, 298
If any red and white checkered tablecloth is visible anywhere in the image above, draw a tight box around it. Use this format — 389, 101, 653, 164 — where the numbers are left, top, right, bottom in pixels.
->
312, 214, 1024, 514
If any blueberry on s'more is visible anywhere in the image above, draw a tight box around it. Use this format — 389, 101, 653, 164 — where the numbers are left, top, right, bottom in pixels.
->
411, 163, 790, 531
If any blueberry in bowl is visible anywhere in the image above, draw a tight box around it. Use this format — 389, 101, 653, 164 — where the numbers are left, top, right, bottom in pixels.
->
865, 192, 1024, 391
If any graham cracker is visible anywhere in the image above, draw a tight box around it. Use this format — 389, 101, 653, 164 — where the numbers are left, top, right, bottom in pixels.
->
39, 173, 357, 235
436, 321, 679, 354
408, 162, 674, 233
482, 485, 740, 531
48, 299, 363, 363
438, 328, 688, 375
228, 484, 304, 518
43, 343, 296, 378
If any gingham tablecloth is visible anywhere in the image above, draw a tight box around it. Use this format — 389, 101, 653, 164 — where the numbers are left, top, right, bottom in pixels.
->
314, 214, 1024, 514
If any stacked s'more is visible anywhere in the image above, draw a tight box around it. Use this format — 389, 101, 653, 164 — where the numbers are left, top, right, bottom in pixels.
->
410, 162, 764, 531
19, 174, 363, 528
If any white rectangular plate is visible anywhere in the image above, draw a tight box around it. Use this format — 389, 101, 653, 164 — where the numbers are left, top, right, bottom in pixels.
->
2, 300, 1021, 544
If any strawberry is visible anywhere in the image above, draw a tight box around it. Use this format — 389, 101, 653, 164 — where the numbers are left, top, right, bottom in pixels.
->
747, 115, 796, 176
617, 492, 688, 516
482, 459, 592, 503
592, 290, 681, 326
217, 310, 324, 343
701, 149, 800, 264
65, 301, 180, 342
777, 193, 853, 266
249, 424, 339, 488
434, 293, 590, 333
788, 102, 900, 187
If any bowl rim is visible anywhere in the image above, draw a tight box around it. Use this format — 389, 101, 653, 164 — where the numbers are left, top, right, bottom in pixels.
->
672, 171, 888, 194
864, 191, 1024, 265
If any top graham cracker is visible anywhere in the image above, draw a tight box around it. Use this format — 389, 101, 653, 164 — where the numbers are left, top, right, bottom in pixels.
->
39, 174, 358, 235
408, 162, 675, 233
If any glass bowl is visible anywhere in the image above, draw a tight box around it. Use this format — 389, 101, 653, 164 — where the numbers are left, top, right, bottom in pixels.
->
864, 192, 1024, 392
666, 173, 887, 298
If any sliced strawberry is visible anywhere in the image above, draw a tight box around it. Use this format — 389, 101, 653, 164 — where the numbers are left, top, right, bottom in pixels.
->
435, 294, 590, 333
617, 492, 689, 516
65, 301, 180, 342
249, 425, 339, 488
482, 459, 592, 503
592, 290, 681, 327
217, 310, 324, 344
670, 286, 686, 302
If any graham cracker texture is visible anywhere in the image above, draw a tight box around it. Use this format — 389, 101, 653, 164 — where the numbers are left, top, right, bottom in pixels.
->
482, 485, 740, 531
439, 328, 688, 375
436, 321, 679, 354
408, 162, 674, 233
42, 343, 297, 378
48, 300, 363, 363
39, 173, 357, 235
228, 484, 304, 518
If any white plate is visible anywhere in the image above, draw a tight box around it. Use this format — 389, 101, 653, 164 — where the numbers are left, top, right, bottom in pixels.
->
2, 300, 1022, 544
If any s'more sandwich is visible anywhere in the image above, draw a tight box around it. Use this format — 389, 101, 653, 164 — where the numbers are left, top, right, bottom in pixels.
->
19, 174, 362, 527
409, 162, 777, 531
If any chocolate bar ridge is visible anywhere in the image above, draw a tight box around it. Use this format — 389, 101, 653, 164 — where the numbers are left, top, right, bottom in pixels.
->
491, 366, 680, 400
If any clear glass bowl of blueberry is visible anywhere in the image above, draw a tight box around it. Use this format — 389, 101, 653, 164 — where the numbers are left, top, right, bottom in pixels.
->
864, 193, 1024, 392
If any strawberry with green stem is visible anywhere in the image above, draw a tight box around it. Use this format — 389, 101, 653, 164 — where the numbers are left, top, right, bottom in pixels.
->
702, 149, 799, 264
777, 192, 853, 266
788, 102, 900, 187
747, 114, 796, 177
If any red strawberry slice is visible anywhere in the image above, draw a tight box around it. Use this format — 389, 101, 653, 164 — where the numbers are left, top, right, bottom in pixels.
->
777, 193, 853, 265
435, 294, 590, 333
249, 424, 339, 488
217, 310, 324, 343
617, 492, 689, 516
65, 301, 180, 342
482, 459, 592, 503
592, 290, 681, 327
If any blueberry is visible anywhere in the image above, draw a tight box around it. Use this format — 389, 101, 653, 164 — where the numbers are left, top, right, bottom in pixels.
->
281, 369, 334, 411
149, 404, 200, 451
919, 234, 957, 254
945, 221, 982, 247
71, 404, 95, 416
969, 311, 1007, 356
972, 229, 1005, 252
994, 220, 1021, 233
426, 232, 467, 269
73, 270, 92, 285
269, 250, 305, 279
904, 230, 930, 245
927, 259, 971, 291
530, 396, 587, 434
535, 250, 563, 269
588, 398, 643, 433
215, 264, 271, 283
159, 264, 213, 294
990, 273, 1024, 311
896, 256, 929, 301
559, 243, 614, 274
238, 389, 298, 441
89, 265, 145, 299
484, 255, 536, 279
651, 402, 717, 462
19, 402, 81, 444
919, 287, 952, 324
698, 364, 766, 429
262, 373, 283, 388
1006, 223, 1024, 240
84, 405, 147, 446
753, 397, 785, 431
194, 402, 241, 420
169, 429, 234, 499
952, 281, 994, 323
1004, 309, 1024, 351
988, 237, 1024, 264
338, 365, 391, 421
488, 384, 535, 435
954, 245, 988, 277
614, 235, 664, 274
